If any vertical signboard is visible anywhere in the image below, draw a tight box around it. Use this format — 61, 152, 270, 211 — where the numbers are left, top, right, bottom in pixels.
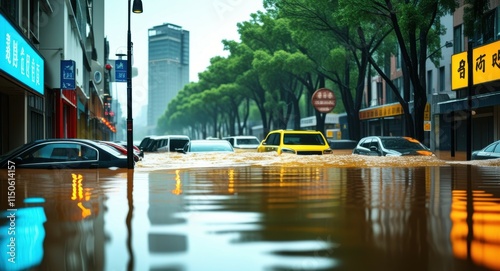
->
0, 13, 44, 95
114, 59, 127, 82
60, 60, 76, 90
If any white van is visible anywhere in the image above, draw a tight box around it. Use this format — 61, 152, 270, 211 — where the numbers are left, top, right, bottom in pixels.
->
223, 136, 260, 149
153, 135, 190, 152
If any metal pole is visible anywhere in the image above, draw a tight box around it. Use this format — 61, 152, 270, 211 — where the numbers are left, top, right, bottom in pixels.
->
127, 0, 134, 169
466, 41, 473, 161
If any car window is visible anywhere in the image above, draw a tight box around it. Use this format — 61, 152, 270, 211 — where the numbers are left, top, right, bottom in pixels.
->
266, 133, 280, 145
283, 134, 325, 145
139, 138, 151, 149
97, 143, 122, 156
484, 143, 498, 152
360, 138, 372, 148
170, 139, 189, 151
19, 143, 98, 163
190, 142, 232, 152
381, 138, 425, 150
494, 143, 500, 153
369, 139, 380, 149
237, 138, 259, 145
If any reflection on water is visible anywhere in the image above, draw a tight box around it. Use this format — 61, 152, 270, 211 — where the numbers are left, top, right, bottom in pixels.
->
0, 153, 499, 270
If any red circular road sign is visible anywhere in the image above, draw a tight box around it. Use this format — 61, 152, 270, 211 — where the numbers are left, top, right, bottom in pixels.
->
311, 88, 336, 113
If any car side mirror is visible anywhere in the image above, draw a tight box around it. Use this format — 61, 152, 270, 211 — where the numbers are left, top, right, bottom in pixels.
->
11, 156, 23, 163
369, 146, 378, 152
261, 140, 266, 145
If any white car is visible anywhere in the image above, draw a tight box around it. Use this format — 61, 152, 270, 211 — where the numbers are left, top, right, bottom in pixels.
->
223, 136, 261, 149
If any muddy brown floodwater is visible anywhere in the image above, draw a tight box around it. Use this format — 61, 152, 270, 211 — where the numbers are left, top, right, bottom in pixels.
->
1, 151, 500, 271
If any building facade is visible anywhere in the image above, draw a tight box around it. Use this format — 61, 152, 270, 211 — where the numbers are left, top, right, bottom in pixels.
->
147, 23, 189, 134
435, 2, 500, 154
359, 2, 500, 154
0, 0, 113, 154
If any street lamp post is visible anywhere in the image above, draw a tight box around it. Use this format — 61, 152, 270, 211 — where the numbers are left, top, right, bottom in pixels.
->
127, 0, 143, 169
427, 41, 453, 60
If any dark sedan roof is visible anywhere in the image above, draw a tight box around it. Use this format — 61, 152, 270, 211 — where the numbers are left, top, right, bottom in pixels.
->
0, 138, 128, 169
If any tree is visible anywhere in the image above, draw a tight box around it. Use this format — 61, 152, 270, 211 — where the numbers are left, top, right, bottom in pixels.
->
265, 0, 391, 140
338, 0, 457, 142
237, 12, 307, 130
463, 0, 489, 38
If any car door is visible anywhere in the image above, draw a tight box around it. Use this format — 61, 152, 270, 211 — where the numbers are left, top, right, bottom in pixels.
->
261, 133, 281, 152
15, 142, 99, 169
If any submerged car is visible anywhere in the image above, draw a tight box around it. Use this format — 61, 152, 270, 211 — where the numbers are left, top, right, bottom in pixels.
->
179, 140, 234, 153
100, 141, 141, 162
139, 135, 156, 153
223, 136, 260, 150
114, 140, 143, 159
141, 135, 190, 152
352, 136, 434, 156
156, 135, 191, 152
472, 140, 500, 160
0, 139, 129, 169
257, 130, 332, 155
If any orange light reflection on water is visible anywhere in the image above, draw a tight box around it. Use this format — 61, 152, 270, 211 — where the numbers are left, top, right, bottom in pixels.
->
450, 190, 500, 271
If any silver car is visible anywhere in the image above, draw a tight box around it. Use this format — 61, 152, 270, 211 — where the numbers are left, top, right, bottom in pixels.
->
472, 140, 500, 160
352, 136, 434, 156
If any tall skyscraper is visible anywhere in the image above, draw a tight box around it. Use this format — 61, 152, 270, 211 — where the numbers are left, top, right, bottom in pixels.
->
147, 23, 189, 132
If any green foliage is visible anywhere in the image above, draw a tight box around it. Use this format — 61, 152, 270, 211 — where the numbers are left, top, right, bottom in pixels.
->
463, 0, 489, 38
158, 0, 461, 141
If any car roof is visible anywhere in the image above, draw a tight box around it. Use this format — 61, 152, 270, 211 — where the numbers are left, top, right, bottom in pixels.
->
191, 139, 229, 143
1, 138, 111, 159
270, 129, 323, 134
361, 136, 415, 139
224, 135, 259, 139
151, 135, 190, 139
32, 138, 99, 144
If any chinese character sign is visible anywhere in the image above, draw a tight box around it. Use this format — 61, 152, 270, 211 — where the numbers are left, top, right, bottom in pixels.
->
0, 13, 44, 95
452, 40, 500, 90
311, 88, 336, 113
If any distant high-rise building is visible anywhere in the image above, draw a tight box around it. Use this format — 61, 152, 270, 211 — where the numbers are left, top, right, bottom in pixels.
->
147, 23, 189, 132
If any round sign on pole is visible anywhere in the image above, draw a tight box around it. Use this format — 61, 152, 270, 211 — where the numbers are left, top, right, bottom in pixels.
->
311, 88, 336, 113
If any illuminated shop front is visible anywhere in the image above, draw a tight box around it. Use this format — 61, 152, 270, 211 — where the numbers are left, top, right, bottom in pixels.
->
0, 13, 45, 154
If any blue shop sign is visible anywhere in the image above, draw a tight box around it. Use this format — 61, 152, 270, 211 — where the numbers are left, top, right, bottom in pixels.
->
60, 60, 76, 90
0, 14, 44, 95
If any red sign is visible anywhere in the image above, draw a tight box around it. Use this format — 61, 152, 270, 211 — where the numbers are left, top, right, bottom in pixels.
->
311, 88, 336, 113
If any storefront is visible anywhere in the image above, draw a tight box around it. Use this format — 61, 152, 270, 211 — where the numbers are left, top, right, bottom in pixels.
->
0, 13, 45, 154
359, 103, 406, 138
435, 40, 500, 152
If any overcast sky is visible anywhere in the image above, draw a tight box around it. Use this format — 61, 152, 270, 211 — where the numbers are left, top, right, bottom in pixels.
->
105, 0, 264, 117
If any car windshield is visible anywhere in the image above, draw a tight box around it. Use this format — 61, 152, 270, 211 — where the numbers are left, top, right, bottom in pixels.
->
0, 143, 28, 160
380, 138, 426, 150
190, 142, 233, 152
236, 138, 260, 145
97, 142, 123, 156
283, 134, 325, 145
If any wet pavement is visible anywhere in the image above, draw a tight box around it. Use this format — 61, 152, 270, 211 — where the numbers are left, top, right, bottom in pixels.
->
1, 151, 500, 271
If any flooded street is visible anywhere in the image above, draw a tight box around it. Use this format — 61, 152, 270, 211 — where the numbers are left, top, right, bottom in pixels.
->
1, 152, 500, 271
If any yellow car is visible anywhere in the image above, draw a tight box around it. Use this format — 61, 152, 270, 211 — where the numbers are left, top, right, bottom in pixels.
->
257, 130, 332, 155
